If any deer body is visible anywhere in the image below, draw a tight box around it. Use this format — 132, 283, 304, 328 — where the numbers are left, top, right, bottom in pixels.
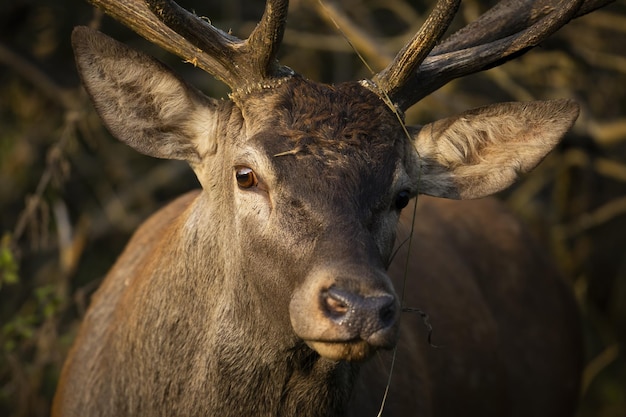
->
53, 0, 612, 415
54, 189, 581, 417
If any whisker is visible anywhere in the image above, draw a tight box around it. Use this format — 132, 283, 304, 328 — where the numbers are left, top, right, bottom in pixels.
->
387, 235, 411, 267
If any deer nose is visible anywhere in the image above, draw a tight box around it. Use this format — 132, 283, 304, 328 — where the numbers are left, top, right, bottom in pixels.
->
320, 287, 397, 345
289, 265, 400, 361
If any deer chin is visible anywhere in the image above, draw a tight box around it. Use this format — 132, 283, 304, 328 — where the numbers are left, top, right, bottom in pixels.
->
306, 340, 376, 362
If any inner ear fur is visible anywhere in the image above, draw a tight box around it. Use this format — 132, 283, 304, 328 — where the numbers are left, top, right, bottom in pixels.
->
411, 99, 579, 199
71, 26, 220, 163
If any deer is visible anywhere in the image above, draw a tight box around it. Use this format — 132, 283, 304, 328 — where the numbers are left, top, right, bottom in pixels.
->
52, 0, 614, 416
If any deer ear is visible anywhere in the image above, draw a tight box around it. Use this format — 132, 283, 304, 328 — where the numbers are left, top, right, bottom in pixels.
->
71, 26, 219, 163
410, 100, 579, 199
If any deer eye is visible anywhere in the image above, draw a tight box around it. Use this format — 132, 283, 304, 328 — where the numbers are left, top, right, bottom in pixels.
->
235, 166, 258, 189
394, 190, 411, 211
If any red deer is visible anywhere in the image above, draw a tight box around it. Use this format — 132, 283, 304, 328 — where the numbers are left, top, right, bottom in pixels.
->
53, 0, 613, 416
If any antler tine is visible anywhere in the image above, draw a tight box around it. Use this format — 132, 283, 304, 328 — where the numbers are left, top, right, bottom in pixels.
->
247, 0, 291, 80
88, 0, 238, 85
372, 0, 460, 101
89, 0, 292, 90
147, 0, 293, 87
432, 0, 612, 55
144, 0, 242, 85
373, 0, 615, 111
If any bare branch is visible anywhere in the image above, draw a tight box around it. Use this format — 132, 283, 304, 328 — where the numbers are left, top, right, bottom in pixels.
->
313, 0, 392, 70
0, 42, 77, 110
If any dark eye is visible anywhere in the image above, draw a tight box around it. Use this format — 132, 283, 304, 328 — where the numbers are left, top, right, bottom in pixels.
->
235, 166, 258, 189
394, 190, 411, 211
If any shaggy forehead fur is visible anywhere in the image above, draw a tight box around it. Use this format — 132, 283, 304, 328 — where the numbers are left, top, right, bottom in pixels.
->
231, 77, 410, 219
238, 77, 404, 166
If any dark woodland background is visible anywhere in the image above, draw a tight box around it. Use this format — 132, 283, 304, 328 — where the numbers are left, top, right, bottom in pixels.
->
1, 0, 625, 416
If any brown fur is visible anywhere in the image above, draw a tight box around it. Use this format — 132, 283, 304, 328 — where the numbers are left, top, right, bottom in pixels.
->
53, 193, 582, 417
350, 197, 582, 417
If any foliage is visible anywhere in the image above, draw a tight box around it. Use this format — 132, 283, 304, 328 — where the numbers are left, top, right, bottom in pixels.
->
0, 234, 19, 289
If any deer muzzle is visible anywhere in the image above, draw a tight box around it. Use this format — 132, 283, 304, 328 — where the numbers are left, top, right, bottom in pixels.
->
289, 266, 400, 362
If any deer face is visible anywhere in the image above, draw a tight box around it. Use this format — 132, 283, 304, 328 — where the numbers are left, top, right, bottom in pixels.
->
72, 26, 578, 362
231, 79, 414, 259
226, 79, 417, 360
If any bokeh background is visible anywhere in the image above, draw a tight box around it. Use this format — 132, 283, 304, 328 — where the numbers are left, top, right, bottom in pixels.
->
1, 0, 625, 416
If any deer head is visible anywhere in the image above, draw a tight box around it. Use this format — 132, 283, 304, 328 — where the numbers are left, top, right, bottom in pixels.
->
69, 0, 605, 364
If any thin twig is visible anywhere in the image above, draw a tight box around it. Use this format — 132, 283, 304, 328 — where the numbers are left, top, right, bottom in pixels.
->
557, 195, 626, 238
314, 0, 392, 70
0, 42, 78, 111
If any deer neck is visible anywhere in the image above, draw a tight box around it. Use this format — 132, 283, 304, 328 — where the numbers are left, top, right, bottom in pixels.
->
204, 332, 358, 416
169, 195, 360, 417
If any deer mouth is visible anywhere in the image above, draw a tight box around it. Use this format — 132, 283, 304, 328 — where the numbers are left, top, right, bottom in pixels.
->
306, 339, 377, 362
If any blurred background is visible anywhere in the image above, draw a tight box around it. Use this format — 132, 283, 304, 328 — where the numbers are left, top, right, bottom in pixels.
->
1, 0, 625, 416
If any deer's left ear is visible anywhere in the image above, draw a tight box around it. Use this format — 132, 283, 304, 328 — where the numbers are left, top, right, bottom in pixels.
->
72, 26, 221, 164
410, 100, 579, 199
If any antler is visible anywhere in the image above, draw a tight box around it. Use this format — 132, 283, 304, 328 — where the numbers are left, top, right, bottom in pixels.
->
87, 0, 613, 105
372, 0, 461, 100
370, 0, 615, 111
88, 0, 293, 90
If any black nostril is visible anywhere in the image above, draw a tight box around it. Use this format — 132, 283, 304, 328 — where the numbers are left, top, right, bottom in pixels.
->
377, 297, 396, 327
321, 288, 352, 319
321, 288, 397, 328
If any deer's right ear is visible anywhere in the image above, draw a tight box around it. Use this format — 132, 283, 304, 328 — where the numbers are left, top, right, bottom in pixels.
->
409, 100, 579, 200
71, 26, 220, 163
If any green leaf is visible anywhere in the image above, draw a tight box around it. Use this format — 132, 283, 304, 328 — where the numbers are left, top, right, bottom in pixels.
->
0, 233, 19, 288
